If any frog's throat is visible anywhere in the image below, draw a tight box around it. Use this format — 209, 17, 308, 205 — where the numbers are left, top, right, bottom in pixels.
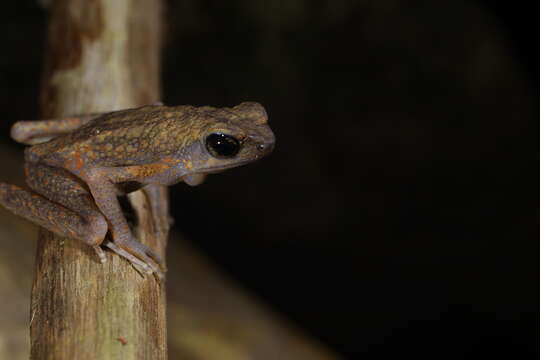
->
181, 173, 206, 186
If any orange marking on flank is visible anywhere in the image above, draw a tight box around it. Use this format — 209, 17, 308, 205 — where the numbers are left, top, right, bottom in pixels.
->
182, 159, 193, 169
162, 157, 180, 165
65, 151, 84, 170
124, 157, 180, 179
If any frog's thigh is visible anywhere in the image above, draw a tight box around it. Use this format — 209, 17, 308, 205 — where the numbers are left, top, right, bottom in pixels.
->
11, 113, 101, 145
24, 162, 108, 247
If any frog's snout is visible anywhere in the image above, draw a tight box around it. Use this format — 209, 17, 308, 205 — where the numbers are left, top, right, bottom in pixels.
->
252, 124, 275, 156
256, 141, 274, 154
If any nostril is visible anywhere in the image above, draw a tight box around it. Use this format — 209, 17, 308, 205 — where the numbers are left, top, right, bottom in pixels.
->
256, 141, 275, 153
255, 141, 274, 154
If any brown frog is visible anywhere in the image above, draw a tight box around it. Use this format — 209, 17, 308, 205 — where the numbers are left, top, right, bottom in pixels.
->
0, 102, 275, 278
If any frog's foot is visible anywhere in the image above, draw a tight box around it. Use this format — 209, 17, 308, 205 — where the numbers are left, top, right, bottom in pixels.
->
93, 246, 107, 264
96, 242, 152, 278
104, 242, 151, 277
106, 238, 166, 280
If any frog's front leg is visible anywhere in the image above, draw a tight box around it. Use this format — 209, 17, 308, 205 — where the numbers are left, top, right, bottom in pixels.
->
142, 184, 173, 238
82, 168, 166, 277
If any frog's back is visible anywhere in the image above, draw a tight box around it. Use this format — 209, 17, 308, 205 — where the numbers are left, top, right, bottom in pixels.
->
27, 105, 197, 167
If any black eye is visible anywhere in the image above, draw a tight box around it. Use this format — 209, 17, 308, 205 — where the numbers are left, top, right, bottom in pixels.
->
205, 133, 241, 158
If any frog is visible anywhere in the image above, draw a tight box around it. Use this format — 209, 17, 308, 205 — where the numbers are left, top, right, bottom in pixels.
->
0, 102, 275, 279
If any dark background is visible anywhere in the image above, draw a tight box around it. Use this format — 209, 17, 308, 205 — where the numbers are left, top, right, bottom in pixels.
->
1, 1, 539, 358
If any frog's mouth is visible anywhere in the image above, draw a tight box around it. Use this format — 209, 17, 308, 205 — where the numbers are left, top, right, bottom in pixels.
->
198, 159, 258, 173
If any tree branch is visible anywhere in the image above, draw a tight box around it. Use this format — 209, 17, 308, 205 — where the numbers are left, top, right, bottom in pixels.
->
30, 1, 166, 359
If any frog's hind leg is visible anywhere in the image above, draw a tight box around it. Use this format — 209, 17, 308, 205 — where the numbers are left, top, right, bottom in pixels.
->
10, 113, 101, 145
11, 103, 164, 145
0, 163, 108, 262
0, 183, 111, 262
3, 163, 160, 275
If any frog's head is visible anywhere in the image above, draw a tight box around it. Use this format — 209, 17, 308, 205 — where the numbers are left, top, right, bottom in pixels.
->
180, 102, 275, 186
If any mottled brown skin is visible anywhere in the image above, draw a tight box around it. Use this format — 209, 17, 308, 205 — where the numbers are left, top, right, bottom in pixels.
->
0, 102, 275, 278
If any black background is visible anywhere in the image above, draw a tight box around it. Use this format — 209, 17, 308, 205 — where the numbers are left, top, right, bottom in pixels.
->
1, 1, 540, 358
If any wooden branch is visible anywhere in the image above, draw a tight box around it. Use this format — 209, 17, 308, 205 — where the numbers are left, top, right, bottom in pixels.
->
30, 1, 166, 359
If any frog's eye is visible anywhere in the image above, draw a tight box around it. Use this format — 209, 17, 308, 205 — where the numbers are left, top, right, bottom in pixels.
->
205, 133, 241, 158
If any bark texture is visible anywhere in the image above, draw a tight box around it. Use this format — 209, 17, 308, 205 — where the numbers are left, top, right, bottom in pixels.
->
30, 1, 167, 359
